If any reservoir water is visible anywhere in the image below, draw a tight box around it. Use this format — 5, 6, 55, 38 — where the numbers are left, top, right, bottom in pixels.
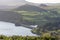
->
0, 21, 37, 36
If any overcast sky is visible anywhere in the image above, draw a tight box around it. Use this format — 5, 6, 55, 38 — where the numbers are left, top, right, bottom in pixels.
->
0, 0, 60, 6
0, 0, 25, 6
26, 0, 60, 3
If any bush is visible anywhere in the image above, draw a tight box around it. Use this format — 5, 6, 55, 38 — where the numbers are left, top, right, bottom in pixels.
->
0, 35, 59, 40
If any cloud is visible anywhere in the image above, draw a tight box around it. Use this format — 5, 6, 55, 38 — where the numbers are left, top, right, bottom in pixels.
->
26, 0, 60, 3
0, 0, 60, 6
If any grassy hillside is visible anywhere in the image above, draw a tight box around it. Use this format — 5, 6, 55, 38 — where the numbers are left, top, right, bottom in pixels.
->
14, 4, 60, 36
14, 9, 60, 35
15, 9, 60, 25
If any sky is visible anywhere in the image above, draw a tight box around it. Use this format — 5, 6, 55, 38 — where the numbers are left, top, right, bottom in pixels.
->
0, 0, 60, 6
0, 0, 25, 6
26, 0, 60, 3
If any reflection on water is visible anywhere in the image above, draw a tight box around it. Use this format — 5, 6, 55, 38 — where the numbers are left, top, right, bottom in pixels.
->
0, 21, 37, 36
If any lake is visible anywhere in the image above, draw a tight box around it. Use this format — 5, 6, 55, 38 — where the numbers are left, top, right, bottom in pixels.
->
0, 21, 37, 36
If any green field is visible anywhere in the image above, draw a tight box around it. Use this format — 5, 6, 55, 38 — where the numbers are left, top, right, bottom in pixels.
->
14, 9, 60, 25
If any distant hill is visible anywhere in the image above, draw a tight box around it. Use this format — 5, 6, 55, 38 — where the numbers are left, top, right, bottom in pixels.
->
15, 4, 47, 12
39, 3, 60, 10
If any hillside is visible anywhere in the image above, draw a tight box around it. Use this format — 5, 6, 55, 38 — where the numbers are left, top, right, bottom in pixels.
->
15, 7, 60, 25
14, 4, 60, 35
0, 11, 22, 26
14, 4, 47, 12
